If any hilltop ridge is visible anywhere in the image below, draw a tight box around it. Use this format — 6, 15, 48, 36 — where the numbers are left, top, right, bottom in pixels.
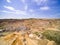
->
0, 18, 60, 32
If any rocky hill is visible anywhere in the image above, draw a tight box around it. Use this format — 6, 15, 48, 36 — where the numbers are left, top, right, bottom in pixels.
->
0, 19, 60, 32
0, 18, 60, 45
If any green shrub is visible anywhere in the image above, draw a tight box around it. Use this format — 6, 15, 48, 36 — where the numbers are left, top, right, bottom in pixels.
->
34, 32, 39, 35
42, 30, 60, 44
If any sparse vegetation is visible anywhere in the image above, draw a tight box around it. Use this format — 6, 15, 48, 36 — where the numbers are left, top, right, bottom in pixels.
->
42, 30, 60, 45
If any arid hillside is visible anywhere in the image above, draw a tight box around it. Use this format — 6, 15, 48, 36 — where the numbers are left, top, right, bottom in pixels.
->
0, 19, 60, 32
0, 19, 60, 31
0, 18, 60, 45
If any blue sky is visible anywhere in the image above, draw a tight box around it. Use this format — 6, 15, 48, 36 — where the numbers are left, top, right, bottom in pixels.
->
0, 0, 60, 19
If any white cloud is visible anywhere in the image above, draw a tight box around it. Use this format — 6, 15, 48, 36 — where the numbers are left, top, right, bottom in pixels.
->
33, 0, 47, 5
24, 5, 28, 10
40, 6, 50, 10
4, 6, 15, 11
3, 6, 29, 15
34, 0, 47, 2
14, 10, 28, 15
2, 10, 28, 15
2, 10, 12, 13
2, 10, 11, 13
29, 9, 34, 12
21, 0, 25, 3
6, 0, 11, 3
